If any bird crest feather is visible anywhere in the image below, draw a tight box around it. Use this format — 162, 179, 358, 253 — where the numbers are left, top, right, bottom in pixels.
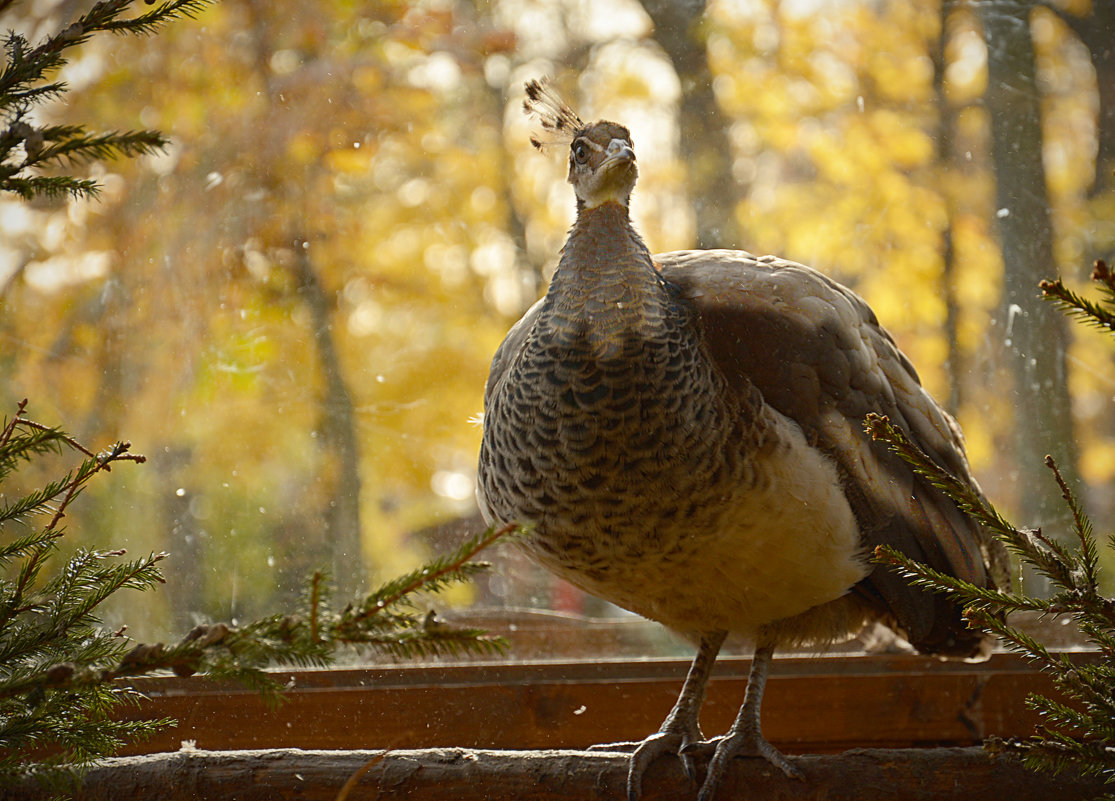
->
522, 79, 584, 151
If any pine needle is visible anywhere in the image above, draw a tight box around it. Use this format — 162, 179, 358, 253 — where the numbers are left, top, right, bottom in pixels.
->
0, 402, 529, 792
866, 264, 1115, 788
0, 0, 215, 201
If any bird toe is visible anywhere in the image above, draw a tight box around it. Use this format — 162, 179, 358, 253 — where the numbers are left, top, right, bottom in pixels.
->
625, 729, 700, 801
678, 737, 716, 759
584, 740, 642, 754
696, 730, 803, 801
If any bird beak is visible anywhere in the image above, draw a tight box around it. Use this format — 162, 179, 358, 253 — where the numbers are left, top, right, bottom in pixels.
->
601, 138, 635, 169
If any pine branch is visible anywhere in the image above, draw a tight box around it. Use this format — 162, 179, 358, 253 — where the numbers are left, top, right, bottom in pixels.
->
0, 0, 214, 98
0, 0, 215, 201
0, 80, 66, 112
28, 127, 168, 168
335, 522, 525, 637
0, 408, 160, 790
1092, 258, 1115, 296
99, 0, 214, 37
1039, 261, 1115, 335
0, 397, 527, 792
866, 263, 1115, 788
0, 174, 101, 200
1, 523, 528, 707
863, 412, 1022, 542
349, 616, 512, 660
874, 544, 1049, 615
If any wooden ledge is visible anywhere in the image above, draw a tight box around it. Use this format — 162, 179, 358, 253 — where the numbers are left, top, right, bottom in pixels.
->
5, 746, 1104, 801
114, 652, 1088, 754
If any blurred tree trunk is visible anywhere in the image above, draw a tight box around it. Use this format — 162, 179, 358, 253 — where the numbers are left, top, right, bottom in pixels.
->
1055, 3, 1115, 203
294, 244, 364, 600
639, 0, 740, 249
480, 76, 537, 307
242, 0, 364, 599
1053, 3, 1115, 525
83, 276, 130, 440
933, 0, 962, 416
977, 0, 1076, 558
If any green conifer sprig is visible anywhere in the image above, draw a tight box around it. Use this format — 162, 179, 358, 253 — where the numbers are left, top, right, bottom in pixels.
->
333, 524, 521, 644
298, 523, 528, 662
865, 265, 1115, 792
1039, 259, 1115, 335
0, 405, 166, 791
0, 0, 214, 200
0, 401, 527, 791
870, 424, 1115, 789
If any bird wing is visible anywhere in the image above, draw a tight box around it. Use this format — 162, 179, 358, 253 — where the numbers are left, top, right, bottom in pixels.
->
655, 249, 1009, 655
483, 297, 544, 412
476, 297, 545, 525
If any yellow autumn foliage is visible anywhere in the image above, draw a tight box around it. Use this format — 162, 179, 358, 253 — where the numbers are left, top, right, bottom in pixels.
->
0, 0, 1111, 638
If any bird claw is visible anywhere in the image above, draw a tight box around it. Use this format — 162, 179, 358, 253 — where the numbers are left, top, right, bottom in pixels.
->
690, 730, 804, 801
602, 731, 695, 798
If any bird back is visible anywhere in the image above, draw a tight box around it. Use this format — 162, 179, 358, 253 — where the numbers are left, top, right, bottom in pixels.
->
656, 248, 1010, 657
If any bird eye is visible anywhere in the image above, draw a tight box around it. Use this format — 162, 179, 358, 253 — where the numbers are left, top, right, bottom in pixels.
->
573, 142, 588, 164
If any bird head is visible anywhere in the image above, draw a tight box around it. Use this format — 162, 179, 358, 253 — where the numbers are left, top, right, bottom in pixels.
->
522, 79, 638, 211
566, 122, 637, 210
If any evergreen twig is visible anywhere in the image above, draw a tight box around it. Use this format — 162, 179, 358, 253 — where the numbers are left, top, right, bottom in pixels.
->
0, 2, 527, 791
1038, 260, 1115, 335
0, 0, 214, 200
865, 264, 1115, 791
0, 402, 527, 791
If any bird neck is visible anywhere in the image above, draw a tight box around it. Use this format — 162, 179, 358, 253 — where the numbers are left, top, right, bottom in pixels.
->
548, 201, 665, 320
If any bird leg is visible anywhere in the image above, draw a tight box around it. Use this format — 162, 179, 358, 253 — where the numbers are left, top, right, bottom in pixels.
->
686, 638, 803, 801
593, 629, 726, 801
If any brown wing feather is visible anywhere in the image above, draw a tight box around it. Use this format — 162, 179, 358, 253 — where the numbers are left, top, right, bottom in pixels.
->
483, 298, 544, 410
477, 298, 544, 523
655, 249, 1009, 656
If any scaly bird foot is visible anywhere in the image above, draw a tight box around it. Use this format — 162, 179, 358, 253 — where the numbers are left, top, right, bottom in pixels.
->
589, 631, 724, 800
630, 730, 702, 800
587, 730, 701, 801
683, 731, 803, 801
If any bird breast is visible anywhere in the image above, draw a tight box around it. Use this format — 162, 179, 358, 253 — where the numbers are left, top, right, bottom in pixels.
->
477, 295, 868, 636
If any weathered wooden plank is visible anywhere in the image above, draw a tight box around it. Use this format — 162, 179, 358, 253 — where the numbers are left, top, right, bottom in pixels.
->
3, 746, 1104, 801
111, 653, 1080, 755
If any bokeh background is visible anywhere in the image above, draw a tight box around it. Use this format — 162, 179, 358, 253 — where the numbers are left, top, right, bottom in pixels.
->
1, 0, 1112, 648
